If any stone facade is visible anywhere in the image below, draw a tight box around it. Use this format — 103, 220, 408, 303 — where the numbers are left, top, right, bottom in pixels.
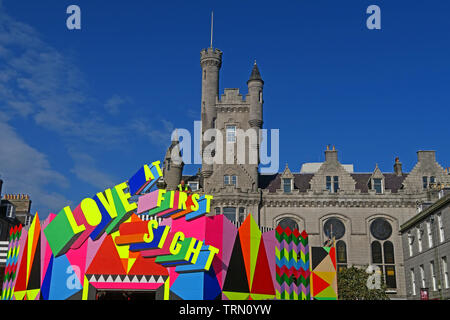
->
400, 190, 450, 300
162, 46, 450, 299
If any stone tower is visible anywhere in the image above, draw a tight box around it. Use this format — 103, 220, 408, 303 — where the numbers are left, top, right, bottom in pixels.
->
247, 62, 264, 189
162, 137, 184, 190
198, 48, 264, 194
200, 47, 223, 179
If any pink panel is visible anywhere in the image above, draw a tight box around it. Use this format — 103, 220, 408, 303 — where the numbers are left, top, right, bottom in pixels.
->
220, 217, 238, 286
40, 214, 56, 282
65, 238, 89, 284
85, 232, 107, 271
137, 190, 159, 214
262, 230, 277, 286
205, 215, 224, 286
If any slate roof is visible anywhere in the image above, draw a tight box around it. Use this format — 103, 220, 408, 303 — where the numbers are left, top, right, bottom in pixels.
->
259, 173, 407, 193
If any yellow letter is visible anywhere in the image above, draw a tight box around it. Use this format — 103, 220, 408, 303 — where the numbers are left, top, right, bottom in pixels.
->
65, 206, 86, 234
178, 192, 188, 210
80, 198, 102, 227
169, 231, 185, 255
143, 220, 158, 243
204, 195, 213, 213
184, 238, 203, 264
115, 182, 137, 213
157, 189, 167, 207
190, 193, 200, 211
144, 164, 155, 181
96, 189, 118, 219
152, 160, 163, 177
158, 226, 171, 248
204, 246, 219, 271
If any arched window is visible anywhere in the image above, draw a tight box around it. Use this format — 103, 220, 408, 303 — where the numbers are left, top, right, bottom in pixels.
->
370, 219, 397, 289
336, 240, 347, 272
278, 218, 298, 232
383, 241, 395, 264
371, 241, 382, 264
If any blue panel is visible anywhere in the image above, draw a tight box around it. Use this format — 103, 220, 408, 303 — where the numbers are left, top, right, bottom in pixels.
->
48, 254, 82, 300
170, 272, 205, 300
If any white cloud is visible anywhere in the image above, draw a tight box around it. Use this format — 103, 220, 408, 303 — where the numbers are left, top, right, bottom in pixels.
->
69, 150, 117, 191
0, 116, 70, 215
104, 94, 131, 115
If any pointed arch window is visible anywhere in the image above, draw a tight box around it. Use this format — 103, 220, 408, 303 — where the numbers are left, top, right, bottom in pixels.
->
336, 240, 347, 272
370, 218, 397, 289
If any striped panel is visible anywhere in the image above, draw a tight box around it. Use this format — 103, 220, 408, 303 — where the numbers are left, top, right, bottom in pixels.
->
275, 226, 310, 300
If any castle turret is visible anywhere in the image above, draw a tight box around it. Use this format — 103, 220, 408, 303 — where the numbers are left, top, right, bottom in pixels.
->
247, 61, 264, 129
162, 137, 184, 190
247, 62, 264, 188
200, 47, 222, 179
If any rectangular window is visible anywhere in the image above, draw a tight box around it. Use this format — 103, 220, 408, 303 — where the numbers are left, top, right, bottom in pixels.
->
231, 175, 237, 186
385, 265, 397, 289
430, 176, 435, 184
224, 175, 230, 185
427, 221, 433, 248
411, 269, 416, 296
283, 178, 292, 193
374, 178, 382, 194
238, 207, 245, 223
423, 176, 428, 189
326, 176, 332, 192
188, 182, 199, 191
430, 261, 437, 291
223, 207, 236, 222
438, 213, 445, 243
417, 227, 423, 253
6, 204, 15, 218
420, 264, 426, 288
215, 207, 221, 215
442, 257, 449, 289
333, 176, 339, 193
226, 125, 236, 143
408, 232, 413, 257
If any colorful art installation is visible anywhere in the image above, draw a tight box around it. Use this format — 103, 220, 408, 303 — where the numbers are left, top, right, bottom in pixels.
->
310, 247, 338, 300
1, 225, 22, 300
1, 159, 337, 300
275, 226, 310, 300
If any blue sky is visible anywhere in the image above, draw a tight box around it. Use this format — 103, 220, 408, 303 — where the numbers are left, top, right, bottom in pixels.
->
0, 0, 449, 218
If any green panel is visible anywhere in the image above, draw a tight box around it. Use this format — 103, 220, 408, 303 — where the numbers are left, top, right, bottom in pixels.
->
43, 208, 76, 257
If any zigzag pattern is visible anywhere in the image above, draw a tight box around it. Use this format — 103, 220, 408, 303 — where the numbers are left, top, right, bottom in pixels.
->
1, 225, 23, 300
275, 226, 310, 300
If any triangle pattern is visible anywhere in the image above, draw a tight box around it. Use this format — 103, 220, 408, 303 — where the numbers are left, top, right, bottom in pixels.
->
222, 233, 250, 293
222, 291, 250, 300
312, 272, 330, 296
251, 239, 275, 295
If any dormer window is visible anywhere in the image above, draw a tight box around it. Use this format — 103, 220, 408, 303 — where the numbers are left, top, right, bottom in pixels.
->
283, 178, 292, 193
224, 175, 237, 187
326, 176, 339, 193
373, 178, 383, 194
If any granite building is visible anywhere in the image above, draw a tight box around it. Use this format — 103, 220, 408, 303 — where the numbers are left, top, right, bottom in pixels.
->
400, 188, 450, 300
161, 45, 450, 299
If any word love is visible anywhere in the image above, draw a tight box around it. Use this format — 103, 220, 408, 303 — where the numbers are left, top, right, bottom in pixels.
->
44, 161, 163, 257
115, 219, 219, 272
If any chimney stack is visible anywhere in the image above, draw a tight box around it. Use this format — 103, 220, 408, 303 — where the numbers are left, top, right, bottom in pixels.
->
325, 145, 338, 162
394, 157, 403, 176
